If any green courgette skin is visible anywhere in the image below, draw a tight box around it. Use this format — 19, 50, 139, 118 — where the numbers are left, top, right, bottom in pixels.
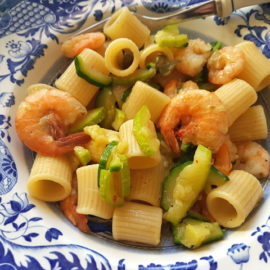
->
98, 141, 130, 206
172, 218, 224, 249
98, 141, 119, 186
69, 107, 105, 134
161, 161, 192, 211
112, 63, 156, 86
75, 56, 112, 87
96, 87, 116, 129
204, 166, 230, 193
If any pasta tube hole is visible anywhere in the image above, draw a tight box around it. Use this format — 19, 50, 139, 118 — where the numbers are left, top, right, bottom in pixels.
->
105, 38, 140, 77
29, 180, 66, 202
117, 49, 134, 70
208, 197, 237, 222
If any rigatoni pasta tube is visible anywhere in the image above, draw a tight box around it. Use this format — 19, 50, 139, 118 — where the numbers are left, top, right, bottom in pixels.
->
76, 164, 114, 219
236, 41, 270, 91
122, 81, 170, 123
104, 38, 140, 77
103, 7, 150, 48
206, 170, 263, 228
55, 49, 108, 106
139, 44, 174, 68
215, 79, 257, 126
229, 105, 268, 142
127, 161, 165, 206
119, 119, 161, 169
27, 154, 72, 202
112, 201, 163, 245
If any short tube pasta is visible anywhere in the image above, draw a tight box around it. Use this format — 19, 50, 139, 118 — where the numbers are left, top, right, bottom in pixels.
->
119, 119, 161, 169
112, 201, 163, 245
104, 38, 140, 77
139, 44, 174, 68
206, 170, 263, 228
229, 105, 268, 142
27, 154, 72, 202
127, 161, 165, 206
122, 81, 170, 123
236, 41, 270, 91
214, 79, 257, 126
103, 6, 150, 48
55, 49, 109, 106
76, 164, 114, 219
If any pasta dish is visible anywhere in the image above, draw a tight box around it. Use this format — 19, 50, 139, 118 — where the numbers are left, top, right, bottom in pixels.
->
15, 7, 270, 249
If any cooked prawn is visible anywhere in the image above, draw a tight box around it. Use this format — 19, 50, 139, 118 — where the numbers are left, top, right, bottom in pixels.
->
163, 79, 178, 98
181, 80, 199, 91
60, 176, 90, 233
15, 89, 90, 156
153, 68, 184, 88
61, 32, 105, 58
234, 141, 270, 178
158, 89, 228, 154
207, 46, 245, 85
175, 39, 212, 77
214, 136, 237, 175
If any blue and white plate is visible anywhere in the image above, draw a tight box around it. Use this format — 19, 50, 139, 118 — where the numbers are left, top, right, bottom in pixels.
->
0, 1, 270, 269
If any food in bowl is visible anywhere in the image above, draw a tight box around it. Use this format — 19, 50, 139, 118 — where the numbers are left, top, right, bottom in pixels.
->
15, 7, 270, 249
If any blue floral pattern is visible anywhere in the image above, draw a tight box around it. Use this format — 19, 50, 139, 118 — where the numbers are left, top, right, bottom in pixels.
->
0, 139, 17, 195
213, 4, 270, 57
227, 243, 250, 270
0, 193, 112, 269
0, 1, 269, 269
0, 193, 62, 243
251, 216, 270, 263
140, 0, 208, 13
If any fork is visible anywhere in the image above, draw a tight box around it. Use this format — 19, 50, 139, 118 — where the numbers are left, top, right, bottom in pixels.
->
72, 0, 269, 36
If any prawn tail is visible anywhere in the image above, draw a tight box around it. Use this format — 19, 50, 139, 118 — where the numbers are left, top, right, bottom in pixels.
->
56, 132, 91, 151
164, 79, 178, 98
214, 143, 232, 175
60, 190, 90, 233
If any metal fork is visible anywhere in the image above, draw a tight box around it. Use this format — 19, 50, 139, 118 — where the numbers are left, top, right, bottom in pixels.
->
71, 0, 269, 37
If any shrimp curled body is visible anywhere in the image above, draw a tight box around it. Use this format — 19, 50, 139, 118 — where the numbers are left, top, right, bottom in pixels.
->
207, 46, 245, 85
61, 32, 105, 58
15, 89, 90, 156
234, 141, 270, 179
158, 89, 228, 154
175, 39, 212, 77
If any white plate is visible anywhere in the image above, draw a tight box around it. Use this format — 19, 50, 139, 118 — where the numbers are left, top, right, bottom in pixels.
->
0, 1, 270, 269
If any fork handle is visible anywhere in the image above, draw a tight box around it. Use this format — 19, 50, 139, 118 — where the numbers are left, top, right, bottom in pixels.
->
217, 0, 269, 17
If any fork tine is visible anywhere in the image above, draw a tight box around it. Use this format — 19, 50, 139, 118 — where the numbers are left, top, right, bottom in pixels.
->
61, 1, 216, 43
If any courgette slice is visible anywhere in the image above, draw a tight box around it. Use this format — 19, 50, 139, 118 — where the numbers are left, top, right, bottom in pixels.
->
112, 63, 156, 86
165, 145, 212, 225
98, 141, 119, 186
155, 24, 188, 48
98, 141, 130, 206
112, 109, 126, 131
161, 161, 192, 211
96, 87, 116, 129
73, 146, 91, 166
99, 169, 124, 206
133, 105, 159, 156
204, 166, 230, 194
173, 218, 224, 249
211, 41, 223, 51
69, 107, 105, 134
75, 55, 112, 87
